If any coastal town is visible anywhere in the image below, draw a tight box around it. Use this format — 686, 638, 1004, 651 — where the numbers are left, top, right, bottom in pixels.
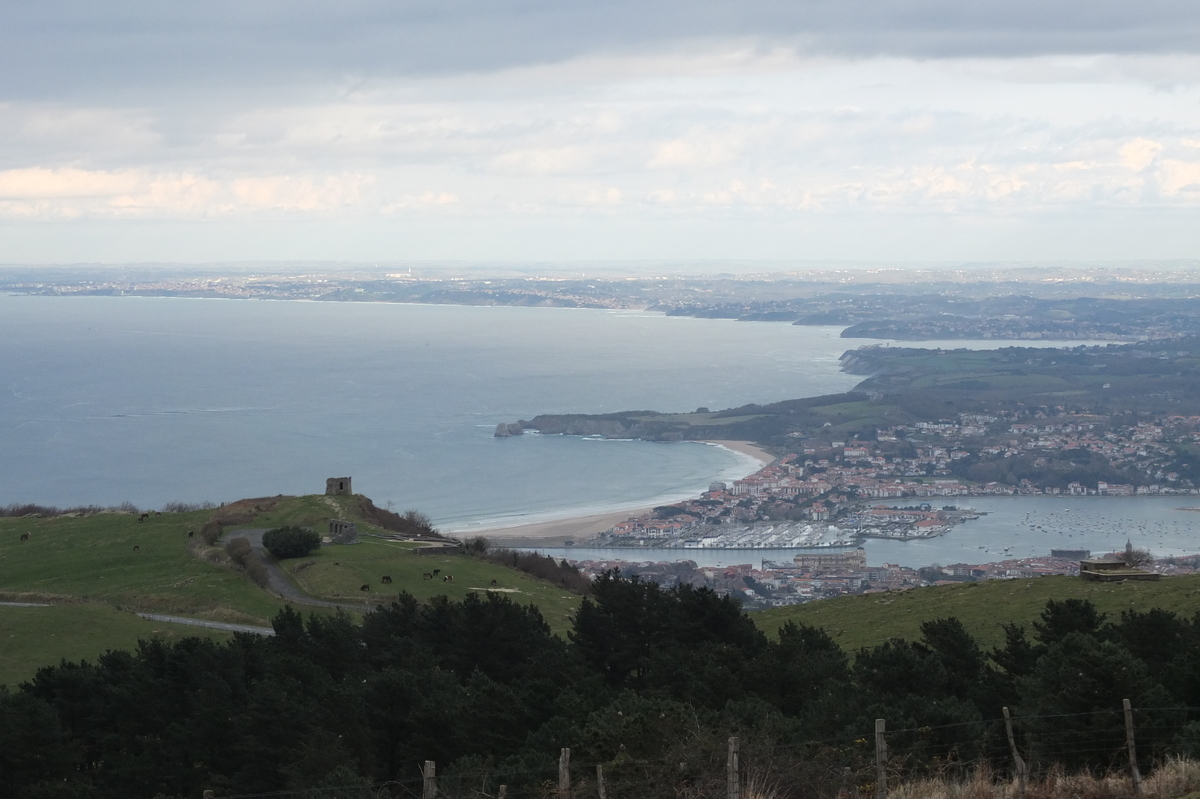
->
586, 409, 1200, 549
567, 550, 1200, 610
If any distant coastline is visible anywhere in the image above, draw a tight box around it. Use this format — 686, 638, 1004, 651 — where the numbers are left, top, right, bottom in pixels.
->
470, 438, 772, 546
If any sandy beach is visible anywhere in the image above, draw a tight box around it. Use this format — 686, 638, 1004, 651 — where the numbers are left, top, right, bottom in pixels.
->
476, 439, 775, 546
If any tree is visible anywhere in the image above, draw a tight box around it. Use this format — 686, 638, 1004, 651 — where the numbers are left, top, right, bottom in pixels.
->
1017, 632, 1180, 772
1032, 598, 1105, 647
261, 526, 321, 559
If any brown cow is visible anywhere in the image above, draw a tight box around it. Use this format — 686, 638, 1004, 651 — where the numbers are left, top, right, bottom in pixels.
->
381, 575, 393, 584
20, 532, 30, 541
490, 579, 498, 586
133, 545, 140, 552
359, 584, 370, 592
422, 573, 433, 580
442, 574, 454, 582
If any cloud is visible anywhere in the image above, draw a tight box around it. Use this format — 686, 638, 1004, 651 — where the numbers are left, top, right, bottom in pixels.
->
1120, 137, 1162, 170
2, 1, 1199, 103
0, 166, 370, 217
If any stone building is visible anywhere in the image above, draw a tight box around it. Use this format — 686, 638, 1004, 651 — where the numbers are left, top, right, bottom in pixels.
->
328, 519, 359, 544
326, 477, 352, 496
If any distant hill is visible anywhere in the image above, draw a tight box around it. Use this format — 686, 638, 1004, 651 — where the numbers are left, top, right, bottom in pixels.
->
0, 493, 584, 686
752, 572, 1200, 651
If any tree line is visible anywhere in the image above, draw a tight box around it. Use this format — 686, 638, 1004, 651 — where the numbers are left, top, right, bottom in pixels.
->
4, 575, 1200, 798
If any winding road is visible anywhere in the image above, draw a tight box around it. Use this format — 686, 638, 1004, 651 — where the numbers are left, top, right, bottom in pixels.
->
221, 528, 371, 612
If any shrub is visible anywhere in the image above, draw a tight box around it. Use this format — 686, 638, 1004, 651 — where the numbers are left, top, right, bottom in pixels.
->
472, 545, 590, 594
225, 536, 270, 588
262, 526, 321, 559
199, 521, 223, 546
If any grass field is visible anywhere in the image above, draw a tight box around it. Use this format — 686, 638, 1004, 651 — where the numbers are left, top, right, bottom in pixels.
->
271, 534, 585, 635
0, 603, 232, 688
0, 510, 285, 623
0, 496, 590, 683
752, 573, 1200, 652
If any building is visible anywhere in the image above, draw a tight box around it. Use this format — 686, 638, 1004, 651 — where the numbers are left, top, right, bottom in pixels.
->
793, 547, 867, 574
326, 476, 352, 496
327, 519, 359, 544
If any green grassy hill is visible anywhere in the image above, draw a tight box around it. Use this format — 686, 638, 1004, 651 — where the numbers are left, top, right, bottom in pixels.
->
0, 494, 584, 686
752, 573, 1200, 651
0, 604, 233, 689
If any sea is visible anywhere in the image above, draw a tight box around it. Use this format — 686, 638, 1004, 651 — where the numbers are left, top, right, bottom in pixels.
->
4, 293, 1194, 568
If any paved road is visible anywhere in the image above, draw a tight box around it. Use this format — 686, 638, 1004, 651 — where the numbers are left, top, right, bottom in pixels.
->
136, 612, 276, 636
222, 529, 370, 612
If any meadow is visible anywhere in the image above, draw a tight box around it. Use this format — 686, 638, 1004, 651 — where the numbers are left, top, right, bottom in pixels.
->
753, 571, 1200, 650
0, 495, 584, 685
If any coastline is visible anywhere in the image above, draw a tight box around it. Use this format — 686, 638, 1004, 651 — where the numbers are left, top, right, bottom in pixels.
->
473, 439, 774, 547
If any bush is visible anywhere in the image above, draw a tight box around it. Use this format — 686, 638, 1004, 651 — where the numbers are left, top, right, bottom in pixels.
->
262, 526, 321, 559
225, 536, 270, 588
199, 521, 223, 546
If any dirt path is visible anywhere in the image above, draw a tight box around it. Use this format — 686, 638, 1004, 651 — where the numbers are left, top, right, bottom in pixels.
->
221, 529, 370, 612
135, 613, 276, 636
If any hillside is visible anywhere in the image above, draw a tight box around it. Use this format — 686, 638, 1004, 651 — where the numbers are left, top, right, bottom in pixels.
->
752, 572, 1200, 651
0, 494, 584, 686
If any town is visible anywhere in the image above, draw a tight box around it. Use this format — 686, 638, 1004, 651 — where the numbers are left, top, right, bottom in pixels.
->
568, 549, 1200, 610
586, 408, 1200, 548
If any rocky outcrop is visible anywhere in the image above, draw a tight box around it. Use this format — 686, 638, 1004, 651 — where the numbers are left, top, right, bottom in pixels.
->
497, 414, 690, 441
493, 422, 525, 438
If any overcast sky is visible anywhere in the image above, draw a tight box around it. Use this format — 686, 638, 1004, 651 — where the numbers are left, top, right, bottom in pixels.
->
1, 1, 1198, 265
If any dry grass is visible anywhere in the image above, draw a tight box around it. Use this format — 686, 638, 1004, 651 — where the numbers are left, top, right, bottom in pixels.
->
870, 758, 1200, 799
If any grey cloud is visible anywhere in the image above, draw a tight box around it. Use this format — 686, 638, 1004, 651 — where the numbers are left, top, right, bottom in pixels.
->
2, 0, 1198, 99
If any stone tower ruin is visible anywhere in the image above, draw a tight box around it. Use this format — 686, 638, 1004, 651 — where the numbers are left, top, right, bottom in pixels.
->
326, 476, 352, 496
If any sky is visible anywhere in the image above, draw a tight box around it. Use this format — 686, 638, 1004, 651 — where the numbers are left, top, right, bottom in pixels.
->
0, 1, 1198, 265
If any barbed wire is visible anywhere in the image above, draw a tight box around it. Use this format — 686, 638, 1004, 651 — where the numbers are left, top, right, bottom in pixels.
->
209, 703, 1200, 799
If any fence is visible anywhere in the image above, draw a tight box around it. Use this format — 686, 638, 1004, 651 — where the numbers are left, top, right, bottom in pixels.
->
203, 700, 1199, 799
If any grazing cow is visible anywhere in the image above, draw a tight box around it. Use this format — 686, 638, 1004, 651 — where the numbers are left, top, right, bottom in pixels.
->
381, 575, 393, 584
432, 569, 441, 575
20, 532, 30, 541
443, 574, 454, 582
187, 530, 194, 538
359, 584, 370, 592
133, 545, 140, 552
422, 572, 433, 580
138, 512, 150, 522
490, 579, 498, 586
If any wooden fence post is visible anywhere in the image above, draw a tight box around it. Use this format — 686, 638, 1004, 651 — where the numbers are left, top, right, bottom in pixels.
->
1002, 707, 1027, 799
498, 786, 507, 799
726, 736, 740, 799
203, 792, 214, 799
596, 764, 606, 799
875, 719, 887, 799
559, 748, 571, 799
423, 760, 437, 799
1124, 699, 1144, 796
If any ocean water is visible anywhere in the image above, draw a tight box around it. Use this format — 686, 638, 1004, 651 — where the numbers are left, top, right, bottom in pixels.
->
531, 496, 1200, 569
0, 294, 1116, 532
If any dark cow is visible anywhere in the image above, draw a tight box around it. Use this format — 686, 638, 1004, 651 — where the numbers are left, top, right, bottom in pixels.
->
133, 545, 140, 552
360, 584, 370, 592
422, 572, 433, 580
138, 513, 150, 522
490, 579, 498, 586
432, 569, 441, 575
187, 530, 194, 538
381, 575, 393, 584
20, 532, 30, 541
